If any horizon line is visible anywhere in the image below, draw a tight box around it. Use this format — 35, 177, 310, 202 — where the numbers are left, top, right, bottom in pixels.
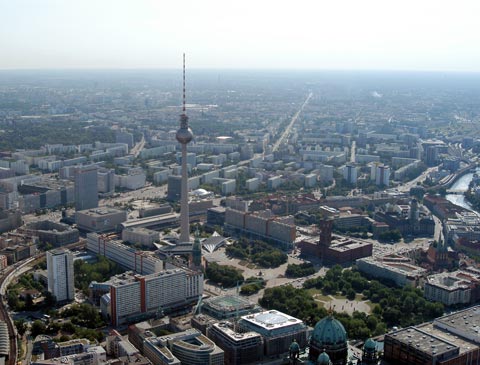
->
0, 67, 480, 74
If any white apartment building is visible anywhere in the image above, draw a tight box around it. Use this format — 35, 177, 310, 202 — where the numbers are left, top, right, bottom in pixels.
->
424, 270, 480, 306
86, 233, 163, 275
102, 269, 203, 326
47, 248, 74, 302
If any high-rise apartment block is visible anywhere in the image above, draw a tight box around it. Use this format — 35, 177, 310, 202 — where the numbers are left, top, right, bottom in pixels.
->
74, 165, 98, 211
115, 130, 134, 149
47, 248, 74, 303
100, 269, 203, 326
97, 168, 115, 195
375, 164, 390, 186
343, 164, 357, 184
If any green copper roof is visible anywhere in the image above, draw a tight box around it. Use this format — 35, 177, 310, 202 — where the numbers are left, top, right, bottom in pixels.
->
364, 338, 376, 351
289, 340, 300, 352
317, 351, 331, 365
311, 315, 347, 347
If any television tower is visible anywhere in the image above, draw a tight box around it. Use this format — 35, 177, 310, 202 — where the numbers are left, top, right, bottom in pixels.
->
176, 53, 193, 243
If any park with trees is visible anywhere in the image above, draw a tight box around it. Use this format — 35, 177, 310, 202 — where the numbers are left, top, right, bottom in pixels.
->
260, 265, 445, 340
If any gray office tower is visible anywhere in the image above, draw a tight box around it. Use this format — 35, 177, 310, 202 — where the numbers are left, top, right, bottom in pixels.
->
74, 165, 99, 211
167, 175, 182, 202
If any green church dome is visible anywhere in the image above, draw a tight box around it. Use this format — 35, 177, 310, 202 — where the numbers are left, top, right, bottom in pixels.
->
289, 340, 300, 352
364, 338, 376, 351
311, 315, 347, 347
317, 351, 331, 365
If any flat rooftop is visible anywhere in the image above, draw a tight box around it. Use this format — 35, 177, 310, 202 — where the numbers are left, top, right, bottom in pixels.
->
241, 310, 302, 331
77, 208, 125, 217
204, 295, 254, 312
212, 322, 262, 342
419, 322, 478, 355
434, 306, 480, 344
426, 270, 480, 291
121, 213, 179, 228
389, 327, 458, 357
106, 269, 183, 286
358, 257, 426, 275
329, 237, 372, 252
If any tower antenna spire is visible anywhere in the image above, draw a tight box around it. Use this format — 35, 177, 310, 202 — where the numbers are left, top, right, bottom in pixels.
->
183, 53, 186, 113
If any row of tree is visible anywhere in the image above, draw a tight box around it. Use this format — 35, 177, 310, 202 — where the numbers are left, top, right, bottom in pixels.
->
285, 263, 316, 278
240, 277, 266, 295
377, 229, 402, 243
205, 262, 244, 288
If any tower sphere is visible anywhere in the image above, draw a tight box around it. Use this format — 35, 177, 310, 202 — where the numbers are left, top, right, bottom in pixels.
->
176, 126, 193, 144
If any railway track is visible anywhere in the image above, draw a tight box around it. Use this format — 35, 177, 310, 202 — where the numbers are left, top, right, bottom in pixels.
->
0, 265, 18, 365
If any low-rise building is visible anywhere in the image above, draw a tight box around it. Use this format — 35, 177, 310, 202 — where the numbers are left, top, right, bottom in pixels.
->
143, 329, 224, 365
384, 306, 480, 365
76, 208, 127, 232
424, 268, 480, 306
357, 255, 426, 287
20, 221, 79, 246
238, 310, 308, 357
122, 227, 159, 248
207, 322, 263, 365
200, 295, 260, 320
87, 233, 163, 275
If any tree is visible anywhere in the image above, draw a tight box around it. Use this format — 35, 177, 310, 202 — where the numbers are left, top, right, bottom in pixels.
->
346, 289, 356, 301
44, 291, 56, 307
285, 263, 315, 278
7, 290, 20, 310
366, 316, 378, 331
25, 293, 34, 310
14, 319, 27, 336
240, 277, 266, 295
61, 303, 105, 329
31, 320, 47, 337
205, 263, 244, 288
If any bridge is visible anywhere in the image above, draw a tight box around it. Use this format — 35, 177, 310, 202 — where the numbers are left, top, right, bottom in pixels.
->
439, 163, 477, 188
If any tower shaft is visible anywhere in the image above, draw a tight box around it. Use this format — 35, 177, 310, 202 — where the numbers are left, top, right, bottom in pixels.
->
179, 143, 190, 243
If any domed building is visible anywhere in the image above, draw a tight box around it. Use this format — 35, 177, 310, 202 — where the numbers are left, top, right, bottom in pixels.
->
289, 339, 300, 363
361, 338, 378, 364
308, 314, 348, 365
317, 350, 333, 365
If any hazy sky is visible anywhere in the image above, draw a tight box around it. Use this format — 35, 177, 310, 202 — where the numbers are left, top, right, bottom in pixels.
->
1, 0, 480, 71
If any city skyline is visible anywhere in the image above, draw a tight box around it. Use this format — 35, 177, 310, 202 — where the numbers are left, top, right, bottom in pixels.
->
1, 0, 480, 72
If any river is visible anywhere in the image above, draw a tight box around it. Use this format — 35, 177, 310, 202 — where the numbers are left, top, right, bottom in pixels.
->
445, 171, 477, 211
